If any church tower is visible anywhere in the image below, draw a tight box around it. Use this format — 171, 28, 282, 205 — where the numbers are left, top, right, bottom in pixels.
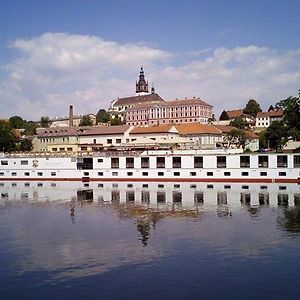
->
136, 67, 149, 95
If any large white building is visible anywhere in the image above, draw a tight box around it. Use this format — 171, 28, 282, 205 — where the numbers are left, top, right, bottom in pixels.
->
255, 110, 284, 128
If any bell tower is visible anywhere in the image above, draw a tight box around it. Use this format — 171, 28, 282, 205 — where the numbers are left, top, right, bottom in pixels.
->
136, 67, 149, 95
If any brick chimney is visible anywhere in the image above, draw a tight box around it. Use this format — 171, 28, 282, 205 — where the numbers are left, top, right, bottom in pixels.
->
69, 105, 74, 126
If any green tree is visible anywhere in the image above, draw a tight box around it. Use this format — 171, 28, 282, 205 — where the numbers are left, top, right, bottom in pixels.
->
226, 129, 246, 148
219, 110, 229, 120
0, 121, 16, 152
110, 116, 123, 126
229, 117, 248, 130
96, 109, 110, 124
9, 116, 25, 129
19, 138, 33, 152
40, 116, 52, 128
23, 121, 38, 135
243, 99, 262, 117
276, 96, 300, 141
264, 121, 286, 150
79, 115, 93, 126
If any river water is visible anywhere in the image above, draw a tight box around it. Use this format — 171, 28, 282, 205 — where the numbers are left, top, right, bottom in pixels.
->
0, 181, 300, 299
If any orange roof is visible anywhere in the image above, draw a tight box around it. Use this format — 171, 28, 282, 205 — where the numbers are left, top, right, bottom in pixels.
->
166, 98, 212, 107
175, 123, 222, 135
130, 124, 176, 134
256, 110, 284, 118
213, 125, 237, 133
225, 109, 245, 119
244, 131, 259, 139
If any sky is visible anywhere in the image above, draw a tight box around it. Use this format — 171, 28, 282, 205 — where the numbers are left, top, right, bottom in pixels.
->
0, 0, 299, 120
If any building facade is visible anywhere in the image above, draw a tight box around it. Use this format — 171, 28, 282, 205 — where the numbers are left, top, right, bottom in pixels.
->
255, 110, 284, 128
126, 98, 213, 126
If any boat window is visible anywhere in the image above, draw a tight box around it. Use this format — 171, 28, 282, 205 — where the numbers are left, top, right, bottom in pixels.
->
194, 156, 203, 168
51, 172, 56, 176
111, 158, 119, 169
158, 172, 164, 176
37, 172, 43, 176
21, 160, 28, 165
141, 157, 149, 168
260, 172, 267, 176
141, 191, 150, 203
24, 172, 30, 176
157, 191, 166, 203
12, 172, 16, 176
190, 172, 196, 176
127, 172, 133, 176
142, 184, 149, 188
111, 190, 120, 202
0, 172, 4, 176
1, 161, 8, 165
277, 155, 288, 168
242, 172, 249, 176
294, 155, 300, 168
172, 157, 181, 168
97, 159, 103, 163
294, 194, 300, 206
258, 156, 268, 168
224, 172, 231, 176
173, 191, 182, 203
142, 172, 148, 176
98, 172, 103, 176
240, 156, 250, 168
207, 172, 213, 176
278, 194, 288, 206
156, 157, 165, 168
174, 172, 180, 176
259, 193, 269, 205
279, 172, 286, 176
217, 156, 226, 168
126, 191, 135, 202
240, 193, 251, 205
112, 172, 118, 176
217, 192, 227, 205
194, 192, 204, 204
98, 184, 103, 188
126, 157, 134, 168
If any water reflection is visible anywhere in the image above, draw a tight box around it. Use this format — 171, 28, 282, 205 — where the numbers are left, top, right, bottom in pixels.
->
1, 181, 300, 299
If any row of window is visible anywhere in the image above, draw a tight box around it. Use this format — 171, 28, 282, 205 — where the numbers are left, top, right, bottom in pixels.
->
109, 155, 300, 169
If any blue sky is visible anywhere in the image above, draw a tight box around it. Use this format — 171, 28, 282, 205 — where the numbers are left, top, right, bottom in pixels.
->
0, 0, 299, 120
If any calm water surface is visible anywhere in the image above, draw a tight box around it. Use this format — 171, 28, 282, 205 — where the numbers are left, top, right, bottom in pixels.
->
0, 181, 300, 299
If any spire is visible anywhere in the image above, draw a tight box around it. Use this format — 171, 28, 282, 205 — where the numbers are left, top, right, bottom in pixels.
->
151, 82, 155, 94
136, 67, 149, 95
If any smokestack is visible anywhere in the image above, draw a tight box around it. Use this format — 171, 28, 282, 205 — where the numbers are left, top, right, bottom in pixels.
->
69, 105, 74, 127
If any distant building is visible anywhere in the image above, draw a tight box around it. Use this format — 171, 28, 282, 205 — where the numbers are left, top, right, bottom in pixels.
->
50, 105, 96, 127
109, 67, 213, 124
126, 97, 213, 126
255, 110, 284, 128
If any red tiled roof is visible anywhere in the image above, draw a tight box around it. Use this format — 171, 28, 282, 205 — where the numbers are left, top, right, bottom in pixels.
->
213, 125, 237, 133
244, 131, 259, 139
130, 125, 176, 134
225, 109, 245, 119
113, 93, 165, 107
166, 98, 212, 107
78, 125, 131, 136
37, 126, 84, 137
256, 110, 284, 118
175, 123, 222, 135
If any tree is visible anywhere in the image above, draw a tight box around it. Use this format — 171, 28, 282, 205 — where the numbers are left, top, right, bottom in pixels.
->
0, 121, 16, 152
226, 129, 246, 148
276, 96, 300, 141
243, 99, 262, 117
219, 110, 229, 121
23, 121, 38, 135
264, 121, 286, 150
9, 116, 25, 129
19, 138, 33, 152
40, 116, 52, 128
96, 109, 110, 124
229, 117, 248, 130
79, 115, 93, 126
110, 116, 123, 126
268, 105, 274, 112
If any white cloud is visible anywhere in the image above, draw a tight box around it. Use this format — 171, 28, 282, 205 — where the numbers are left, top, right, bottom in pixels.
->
0, 33, 300, 120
